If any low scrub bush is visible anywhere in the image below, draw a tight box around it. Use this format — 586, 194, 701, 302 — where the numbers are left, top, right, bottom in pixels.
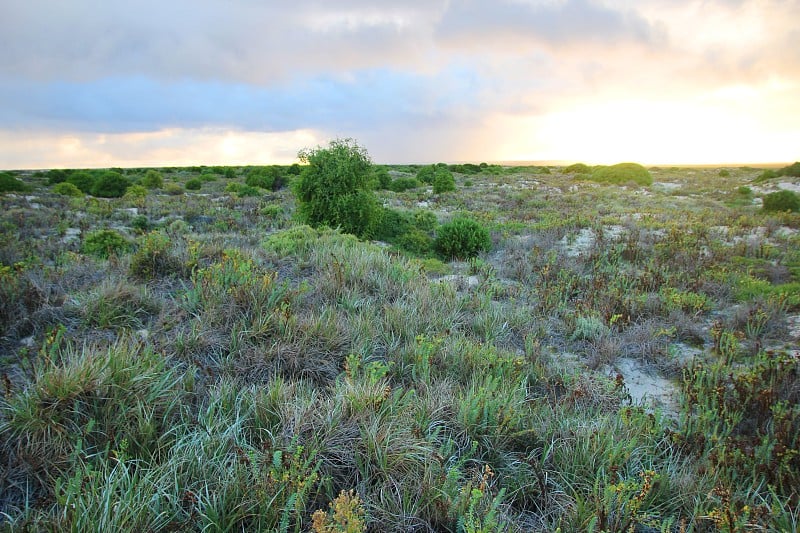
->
46, 169, 69, 185
372, 167, 392, 190
388, 177, 420, 192
185, 178, 202, 190
435, 217, 491, 259
778, 161, 800, 177
589, 163, 652, 186
164, 182, 183, 195
762, 190, 800, 213
82, 229, 131, 258
140, 169, 163, 188
0, 172, 30, 193
52, 182, 83, 197
129, 231, 186, 279
564, 163, 592, 174
416, 165, 436, 184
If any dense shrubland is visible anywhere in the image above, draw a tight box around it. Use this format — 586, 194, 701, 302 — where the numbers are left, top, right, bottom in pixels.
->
0, 156, 799, 531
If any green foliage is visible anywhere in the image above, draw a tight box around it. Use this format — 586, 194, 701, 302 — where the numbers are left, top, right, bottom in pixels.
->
82, 229, 131, 258
129, 231, 185, 280
123, 184, 148, 202
718, 169, 730, 177
754, 169, 778, 183
159, 183, 180, 195
588, 163, 652, 186
185, 178, 202, 190
412, 210, 438, 232
435, 217, 491, 259
52, 182, 83, 197
388, 177, 420, 192
140, 169, 163, 189
778, 161, 800, 177
372, 166, 392, 190
67, 171, 97, 193
294, 138, 378, 238
0, 172, 30, 193
565, 163, 592, 174
416, 165, 436, 184
762, 190, 800, 213
46, 169, 69, 185
432, 168, 456, 194
245, 167, 281, 190
90, 171, 130, 198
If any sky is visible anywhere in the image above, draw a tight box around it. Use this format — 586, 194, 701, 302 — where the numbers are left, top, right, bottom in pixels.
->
1, 0, 798, 168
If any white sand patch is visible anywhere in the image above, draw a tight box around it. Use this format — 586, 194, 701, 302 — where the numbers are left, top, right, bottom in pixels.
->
777, 182, 800, 193
653, 182, 681, 192
612, 358, 679, 416
434, 274, 480, 291
787, 315, 800, 340
61, 228, 81, 244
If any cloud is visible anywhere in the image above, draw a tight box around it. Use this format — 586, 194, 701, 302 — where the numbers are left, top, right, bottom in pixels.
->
435, 0, 661, 48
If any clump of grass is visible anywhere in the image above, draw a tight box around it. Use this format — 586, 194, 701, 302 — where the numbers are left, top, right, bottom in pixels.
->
588, 163, 653, 186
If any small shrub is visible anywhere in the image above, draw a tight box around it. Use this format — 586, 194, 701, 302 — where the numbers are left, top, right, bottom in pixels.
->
67, 171, 97, 193
129, 231, 185, 279
0, 172, 30, 193
130, 215, 150, 233
570, 314, 610, 341
246, 171, 275, 190
388, 177, 420, 192
140, 170, 163, 189
435, 217, 491, 259
259, 204, 283, 219
91, 171, 130, 198
52, 182, 83, 197
564, 163, 592, 174
396, 229, 433, 255
762, 190, 800, 213
432, 168, 456, 194
372, 167, 392, 190
412, 210, 438, 232
82, 229, 131, 258
185, 178, 202, 190
164, 183, 183, 195
589, 163, 652, 186
238, 184, 262, 197
123, 184, 148, 203
199, 172, 217, 182
737, 186, 752, 196
371, 207, 411, 242
718, 169, 730, 177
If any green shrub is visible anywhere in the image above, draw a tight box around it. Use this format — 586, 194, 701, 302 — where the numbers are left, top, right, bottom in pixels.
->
129, 231, 185, 279
293, 138, 378, 238
372, 207, 411, 242
123, 184, 148, 202
140, 170, 163, 189
778, 161, 800, 177
245, 170, 275, 190
388, 177, 420, 192
91, 171, 130, 198
762, 190, 800, 213
564, 163, 592, 174
52, 182, 82, 197
718, 169, 730, 177
416, 165, 436, 184
82, 229, 131, 258
131, 215, 150, 233
67, 171, 97, 193
199, 172, 217, 182
737, 186, 752, 196
223, 167, 237, 179
396, 229, 433, 255
238, 184, 262, 197
0, 172, 30, 193
372, 167, 392, 190
435, 217, 491, 259
412, 210, 438, 232
589, 163, 652, 186
432, 168, 456, 194
754, 169, 778, 183
46, 169, 69, 185
164, 182, 183, 195
185, 178, 202, 190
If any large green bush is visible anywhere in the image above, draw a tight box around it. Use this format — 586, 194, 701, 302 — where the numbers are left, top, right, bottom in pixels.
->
435, 217, 491, 259
432, 168, 456, 194
67, 171, 97, 193
185, 178, 202, 191
0, 172, 30, 193
388, 177, 420, 192
762, 190, 800, 213
589, 163, 652, 186
91, 171, 130, 198
293, 138, 378, 238
416, 165, 436, 184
